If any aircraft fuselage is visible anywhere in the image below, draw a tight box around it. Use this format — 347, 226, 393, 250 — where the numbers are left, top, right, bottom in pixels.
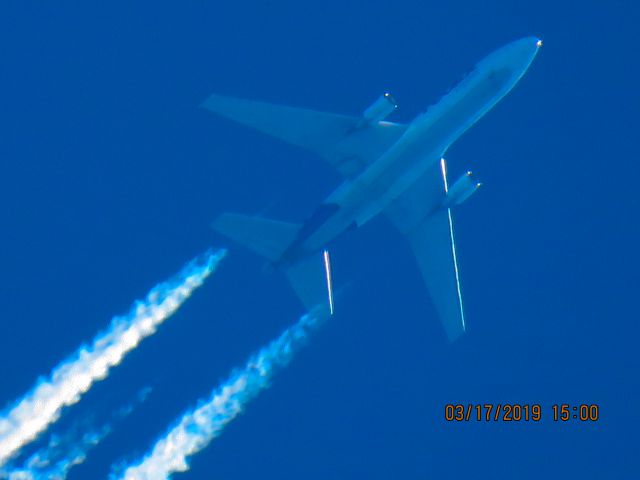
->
280, 37, 541, 264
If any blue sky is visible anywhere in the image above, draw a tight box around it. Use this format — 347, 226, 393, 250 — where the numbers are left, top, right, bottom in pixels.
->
0, 1, 638, 478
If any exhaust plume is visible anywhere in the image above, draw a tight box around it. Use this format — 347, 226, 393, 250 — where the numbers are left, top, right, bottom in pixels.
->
115, 306, 329, 480
0, 249, 226, 466
2, 387, 152, 480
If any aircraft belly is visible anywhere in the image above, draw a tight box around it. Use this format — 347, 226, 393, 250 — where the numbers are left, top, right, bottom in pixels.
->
295, 56, 531, 256
301, 208, 356, 253
328, 66, 513, 228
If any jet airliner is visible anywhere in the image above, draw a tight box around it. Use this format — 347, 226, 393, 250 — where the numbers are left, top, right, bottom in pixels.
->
204, 37, 542, 341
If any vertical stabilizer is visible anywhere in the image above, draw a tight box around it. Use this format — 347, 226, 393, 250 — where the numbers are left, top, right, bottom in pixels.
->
212, 213, 301, 262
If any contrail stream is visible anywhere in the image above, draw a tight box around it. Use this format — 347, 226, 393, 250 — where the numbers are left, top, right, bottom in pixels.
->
115, 306, 329, 480
0, 249, 226, 467
2, 387, 152, 480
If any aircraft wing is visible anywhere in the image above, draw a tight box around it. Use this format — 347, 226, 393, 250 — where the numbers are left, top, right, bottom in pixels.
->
384, 159, 466, 341
201, 94, 407, 177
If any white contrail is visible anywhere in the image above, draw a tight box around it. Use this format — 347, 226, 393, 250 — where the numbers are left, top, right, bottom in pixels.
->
115, 306, 329, 480
2, 387, 153, 480
0, 249, 227, 467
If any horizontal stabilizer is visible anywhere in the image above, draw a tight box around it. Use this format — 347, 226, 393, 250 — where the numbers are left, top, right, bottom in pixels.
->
212, 213, 300, 262
212, 213, 332, 315
285, 253, 332, 316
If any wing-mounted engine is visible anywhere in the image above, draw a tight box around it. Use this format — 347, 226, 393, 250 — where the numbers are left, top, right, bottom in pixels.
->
359, 93, 398, 126
443, 171, 481, 207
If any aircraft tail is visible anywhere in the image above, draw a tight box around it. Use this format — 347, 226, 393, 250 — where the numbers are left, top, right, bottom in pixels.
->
212, 213, 332, 314
212, 213, 300, 262
284, 253, 331, 314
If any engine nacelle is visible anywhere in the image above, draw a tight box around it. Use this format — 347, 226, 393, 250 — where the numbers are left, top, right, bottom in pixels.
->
443, 171, 481, 207
362, 92, 397, 123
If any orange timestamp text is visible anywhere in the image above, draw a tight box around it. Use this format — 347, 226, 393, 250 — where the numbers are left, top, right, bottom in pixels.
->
444, 403, 600, 422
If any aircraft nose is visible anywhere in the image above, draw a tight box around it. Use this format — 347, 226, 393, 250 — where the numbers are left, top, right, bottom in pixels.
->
478, 36, 541, 84
502, 36, 542, 73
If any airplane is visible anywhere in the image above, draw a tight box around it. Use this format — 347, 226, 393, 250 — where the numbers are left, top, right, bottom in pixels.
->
204, 37, 542, 341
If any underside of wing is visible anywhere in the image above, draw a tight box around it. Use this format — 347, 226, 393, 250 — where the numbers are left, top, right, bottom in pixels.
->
201, 94, 406, 177
385, 159, 466, 341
